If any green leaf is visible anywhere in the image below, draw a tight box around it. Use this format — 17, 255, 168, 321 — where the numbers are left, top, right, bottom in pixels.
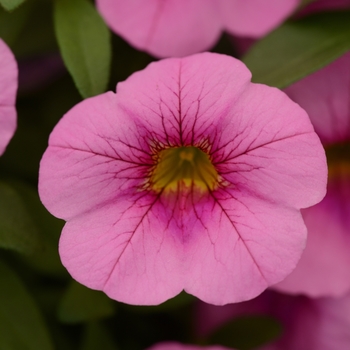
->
11, 181, 66, 276
0, 181, 42, 255
0, 0, 26, 11
13, 0, 57, 57
0, 1, 57, 57
58, 280, 115, 323
0, 260, 54, 350
80, 322, 118, 350
0, 2, 31, 45
54, 0, 111, 98
242, 11, 350, 88
209, 315, 282, 350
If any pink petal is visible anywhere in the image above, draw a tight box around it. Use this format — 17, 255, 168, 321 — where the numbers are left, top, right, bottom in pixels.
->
59, 201, 184, 304
263, 293, 350, 350
96, 0, 222, 58
39, 92, 142, 220
196, 290, 350, 350
0, 39, 18, 156
219, 0, 300, 38
285, 52, 350, 146
274, 176, 350, 297
313, 295, 350, 350
212, 83, 327, 209
277, 52, 350, 297
115, 53, 252, 147
184, 193, 307, 305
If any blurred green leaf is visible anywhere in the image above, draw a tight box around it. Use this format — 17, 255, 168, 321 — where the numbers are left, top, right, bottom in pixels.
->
0, 0, 26, 11
209, 315, 282, 350
0, 260, 54, 350
58, 280, 115, 323
54, 0, 111, 98
0, 0, 57, 57
80, 322, 118, 350
0, 2, 31, 45
242, 11, 350, 88
14, 0, 57, 57
0, 180, 42, 255
11, 181, 66, 276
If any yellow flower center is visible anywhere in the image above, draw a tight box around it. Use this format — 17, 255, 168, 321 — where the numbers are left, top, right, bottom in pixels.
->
150, 146, 218, 193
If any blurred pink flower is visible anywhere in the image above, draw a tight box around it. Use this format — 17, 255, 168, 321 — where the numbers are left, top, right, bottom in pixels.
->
39, 52, 326, 305
18, 53, 65, 94
147, 342, 232, 350
96, 0, 300, 57
275, 51, 350, 298
0, 39, 18, 156
196, 290, 350, 350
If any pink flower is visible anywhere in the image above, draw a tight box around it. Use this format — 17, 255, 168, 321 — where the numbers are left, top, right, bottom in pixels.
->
38, 52, 326, 305
196, 290, 350, 350
274, 51, 350, 298
96, 0, 300, 58
147, 342, 233, 350
0, 39, 18, 156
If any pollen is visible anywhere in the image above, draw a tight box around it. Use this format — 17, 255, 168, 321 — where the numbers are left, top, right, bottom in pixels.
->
150, 146, 218, 193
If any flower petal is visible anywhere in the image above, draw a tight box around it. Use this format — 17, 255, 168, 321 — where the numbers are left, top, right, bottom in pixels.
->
0, 39, 18, 156
183, 191, 306, 305
313, 294, 350, 350
196, 290, 350, 350
96, 0, 222, 58
274, 176, 350, 297
211, 83, 327, 209
116, 52, 251, 147
59, 199, 185, 305
284, 51, 350, 146
219, 0, 299, 38
39, 92, 153, 220
263, 293, 350, 350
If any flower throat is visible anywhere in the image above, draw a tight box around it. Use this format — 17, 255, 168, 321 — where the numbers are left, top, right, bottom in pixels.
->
150, 146, 218, 193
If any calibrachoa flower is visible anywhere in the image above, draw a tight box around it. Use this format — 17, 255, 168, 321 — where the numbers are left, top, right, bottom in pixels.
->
39, 52, 326, 305
96, 0, 300, 58
0, 39, 18, 156
147, 342, 233, 350
195, 290, 350, 350
275, 51, 350, 298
